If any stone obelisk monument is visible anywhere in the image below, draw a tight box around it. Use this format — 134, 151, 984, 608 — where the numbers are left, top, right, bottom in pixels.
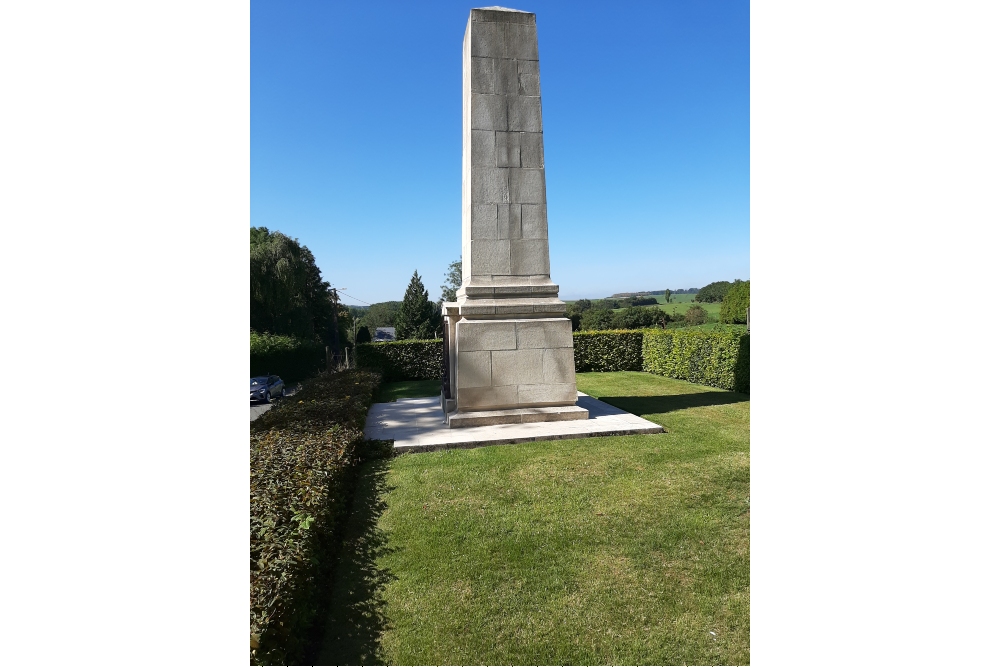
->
441, 6, 588, 427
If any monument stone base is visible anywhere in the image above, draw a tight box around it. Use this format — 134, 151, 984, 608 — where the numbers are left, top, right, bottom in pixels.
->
446, 404, 588, 428
441, 299, 589, 427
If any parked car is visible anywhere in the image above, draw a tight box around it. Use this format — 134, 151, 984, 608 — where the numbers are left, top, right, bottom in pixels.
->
250, 375, 285, 403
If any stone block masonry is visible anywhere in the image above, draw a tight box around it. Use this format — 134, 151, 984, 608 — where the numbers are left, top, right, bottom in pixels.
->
443, 7, 587, 426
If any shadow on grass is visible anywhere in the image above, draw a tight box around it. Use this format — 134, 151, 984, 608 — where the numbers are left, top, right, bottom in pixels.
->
311, 457, 396, 665
599, 391, 749, 417
375, 379, 441, 403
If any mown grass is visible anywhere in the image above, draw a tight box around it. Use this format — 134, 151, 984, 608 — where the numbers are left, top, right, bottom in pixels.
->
374, 379, 441, 403
652, 292, 697, 304
655, 300, 722, 319
319, 371, 749, 665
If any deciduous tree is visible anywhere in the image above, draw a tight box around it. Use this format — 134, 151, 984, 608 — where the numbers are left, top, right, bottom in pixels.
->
250, 227, 345, 346
439, 259, 462, 304
695, 280, 735, 303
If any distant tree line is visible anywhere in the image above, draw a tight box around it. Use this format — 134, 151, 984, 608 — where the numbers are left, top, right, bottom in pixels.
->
611, 288, 699, 297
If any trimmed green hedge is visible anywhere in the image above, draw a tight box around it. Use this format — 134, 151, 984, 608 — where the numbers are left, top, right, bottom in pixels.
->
351, 331, 749, 391
250, 369, 382, 665
735, 332, 750, 393
250, 331, 325, 383
573, 330, 644, 372
642, 327, 749, 392
356, 339, 442, 382
570, 326, 749, 392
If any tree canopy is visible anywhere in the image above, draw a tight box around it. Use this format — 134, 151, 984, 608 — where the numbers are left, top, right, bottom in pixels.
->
440, 259, 462, 304
250, 227, 348, 346
719, 281, 750, 324
356, 301, 401, 334
395, 271, 441, 340
695, 280, 737, 303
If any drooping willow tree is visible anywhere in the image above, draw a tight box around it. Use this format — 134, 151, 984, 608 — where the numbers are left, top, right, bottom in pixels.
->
250, 227, 348, 346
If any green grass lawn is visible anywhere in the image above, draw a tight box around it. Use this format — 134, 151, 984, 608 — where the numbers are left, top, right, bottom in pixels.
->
317, 372, 749, 665
654, 292, 697, 304
654, 300, 722, 318
374, 379, 441, 403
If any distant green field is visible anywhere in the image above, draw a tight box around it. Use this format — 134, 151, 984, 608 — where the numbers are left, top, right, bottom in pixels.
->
566, 293, 729, 322
567, 293, 699, 307
654, 300, 721, 318
653, 293, 696, 304
608, 300, 722, 319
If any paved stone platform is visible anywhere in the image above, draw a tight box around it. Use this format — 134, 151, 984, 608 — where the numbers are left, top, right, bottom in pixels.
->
364, 392, 663, 453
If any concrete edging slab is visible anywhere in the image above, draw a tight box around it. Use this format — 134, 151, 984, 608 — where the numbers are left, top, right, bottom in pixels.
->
364, 392, 664, 453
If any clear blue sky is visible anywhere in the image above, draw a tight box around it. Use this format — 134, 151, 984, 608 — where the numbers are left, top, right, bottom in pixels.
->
251, 0, 748, 304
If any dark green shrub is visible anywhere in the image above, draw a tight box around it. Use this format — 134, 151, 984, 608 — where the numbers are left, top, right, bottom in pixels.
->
685, 305, 707, 325
250, 370, 381, 665
720, 281, 750, 324
355, 325, 372, 344
612, 306, 662, 330
250, 331, 325, 383
356, 339, 442, 381
573, 330, 644, 372
580, 308, 615, 331
642, 327, 747, 391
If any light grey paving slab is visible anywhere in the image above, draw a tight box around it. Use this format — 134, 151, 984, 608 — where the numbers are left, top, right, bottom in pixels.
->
364, 392, 664, 453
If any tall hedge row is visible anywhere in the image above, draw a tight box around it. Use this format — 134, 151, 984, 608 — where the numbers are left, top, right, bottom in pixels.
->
641, 327, 749, 392
573, 330, 644, 371
350, 330, 748, 392
355, 339, 442, 382
250, 369, 385, 665
250, 331, 326, 383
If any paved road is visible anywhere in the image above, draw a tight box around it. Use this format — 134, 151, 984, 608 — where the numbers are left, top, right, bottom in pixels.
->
250, 383, 302, 421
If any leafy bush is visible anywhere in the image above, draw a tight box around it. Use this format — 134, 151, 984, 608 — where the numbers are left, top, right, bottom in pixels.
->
580, 308, 615, 331
684, 305, 707, 325
574, 330, 644, 371
642, 327, 748, 391
355, 325, 372, 344
612, 306, 664, 330
250, 369, 382, 665
356, 339, 442, 382
720, 281, 750, 324
250, 330, 325, 383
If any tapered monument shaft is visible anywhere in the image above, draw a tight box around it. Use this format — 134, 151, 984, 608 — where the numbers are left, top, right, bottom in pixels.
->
442, 7, 586, 426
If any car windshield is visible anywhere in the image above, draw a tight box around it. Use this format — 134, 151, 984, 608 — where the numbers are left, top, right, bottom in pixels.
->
250, 377, 268, 385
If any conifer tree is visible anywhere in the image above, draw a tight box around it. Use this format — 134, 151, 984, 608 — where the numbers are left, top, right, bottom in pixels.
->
395, 270, 441, 339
